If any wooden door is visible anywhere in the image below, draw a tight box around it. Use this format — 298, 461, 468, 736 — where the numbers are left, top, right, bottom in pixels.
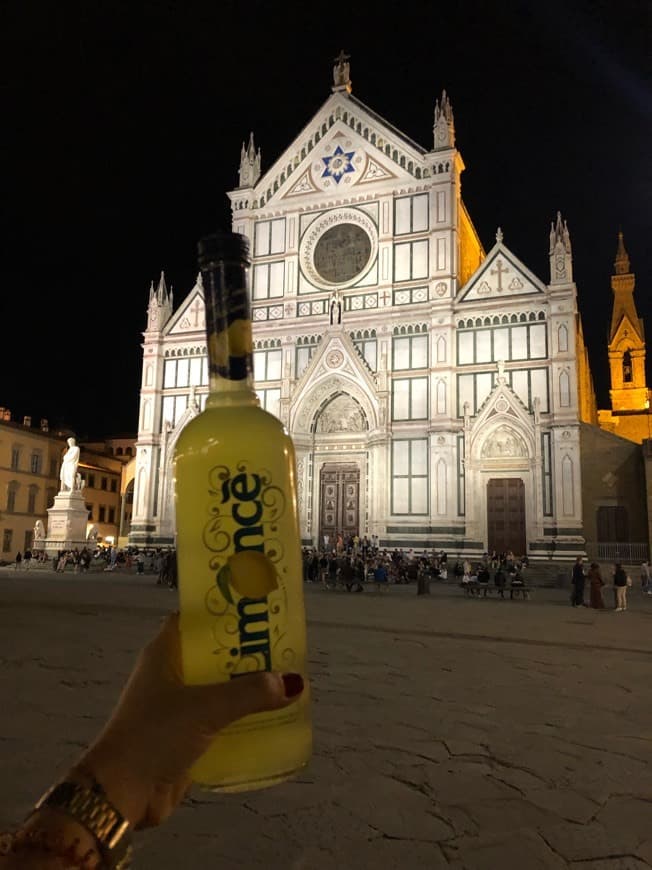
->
319, 464, 359, 548
487, 478, 526, 555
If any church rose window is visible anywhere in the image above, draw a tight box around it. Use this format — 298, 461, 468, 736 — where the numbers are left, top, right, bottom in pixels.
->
313, 224, 371, 284
300, 207, 378, 290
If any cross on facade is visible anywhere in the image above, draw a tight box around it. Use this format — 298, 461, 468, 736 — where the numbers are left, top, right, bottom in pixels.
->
189, 298, 203, 328
380, 291, 390, 305
490, 258, 509, 292
334, 49, 350, 66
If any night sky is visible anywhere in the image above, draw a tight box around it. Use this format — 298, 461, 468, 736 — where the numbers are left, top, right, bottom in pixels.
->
3, 0, 651, 438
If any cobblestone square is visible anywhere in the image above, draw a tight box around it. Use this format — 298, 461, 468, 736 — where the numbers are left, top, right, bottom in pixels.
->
1, 570, 651, 869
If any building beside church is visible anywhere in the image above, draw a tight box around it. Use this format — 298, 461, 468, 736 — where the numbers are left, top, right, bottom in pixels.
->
597, 232, 652, 444
128, 55, 635, 561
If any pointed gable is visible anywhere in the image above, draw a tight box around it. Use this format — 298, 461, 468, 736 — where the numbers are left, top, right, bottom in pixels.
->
289, 327, 380, 433
165, 276, 206, 336
236, 91, 430, 211
458, 239, 546, 303
470, 374, 536, 461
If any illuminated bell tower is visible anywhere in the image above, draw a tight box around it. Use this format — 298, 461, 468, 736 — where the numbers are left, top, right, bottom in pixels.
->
607, 232, 648, 411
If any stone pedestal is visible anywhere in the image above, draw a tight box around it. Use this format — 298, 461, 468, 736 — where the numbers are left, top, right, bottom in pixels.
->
45, 490, 89, 554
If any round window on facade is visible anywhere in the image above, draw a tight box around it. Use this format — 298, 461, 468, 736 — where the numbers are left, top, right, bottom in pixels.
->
313, 223, 372, 285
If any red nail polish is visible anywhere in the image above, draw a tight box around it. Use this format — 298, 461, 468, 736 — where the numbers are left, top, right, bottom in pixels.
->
282, 673, 304, 698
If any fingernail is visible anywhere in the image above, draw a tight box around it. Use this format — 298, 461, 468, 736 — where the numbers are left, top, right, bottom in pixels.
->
282, 673, 304, 699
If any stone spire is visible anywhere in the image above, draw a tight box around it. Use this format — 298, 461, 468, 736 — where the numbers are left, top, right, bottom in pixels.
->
609, 232, 640, 342
548, 211, 573, 284
332, 49, 352, 94
146, 270, 173, 332
238, 132, 261, 188
614, 229, 631, 275
433, 90, 455, 150
606, 232, 647, 411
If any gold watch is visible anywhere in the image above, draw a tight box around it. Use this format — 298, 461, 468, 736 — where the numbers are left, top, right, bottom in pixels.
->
34, 779, 133, 869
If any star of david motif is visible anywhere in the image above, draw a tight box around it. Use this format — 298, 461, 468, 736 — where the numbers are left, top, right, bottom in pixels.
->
322, 145, 355, 184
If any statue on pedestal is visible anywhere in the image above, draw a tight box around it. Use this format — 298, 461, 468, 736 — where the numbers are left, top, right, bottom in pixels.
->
59, 437, 81, 493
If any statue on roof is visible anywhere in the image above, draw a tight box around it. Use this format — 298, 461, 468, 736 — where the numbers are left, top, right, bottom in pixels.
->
332, 50, 352, 93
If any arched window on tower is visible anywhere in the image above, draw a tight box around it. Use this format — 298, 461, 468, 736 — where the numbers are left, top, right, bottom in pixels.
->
623, 350, 633, 383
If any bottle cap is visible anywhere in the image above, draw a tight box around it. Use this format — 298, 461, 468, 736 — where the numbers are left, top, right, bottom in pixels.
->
197, 232, 250, 271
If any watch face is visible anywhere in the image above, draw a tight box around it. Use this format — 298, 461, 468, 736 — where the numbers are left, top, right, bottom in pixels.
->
313, 223, 372, 284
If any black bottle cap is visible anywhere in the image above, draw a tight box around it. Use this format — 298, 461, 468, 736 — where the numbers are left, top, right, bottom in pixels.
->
197, 232, 250, 271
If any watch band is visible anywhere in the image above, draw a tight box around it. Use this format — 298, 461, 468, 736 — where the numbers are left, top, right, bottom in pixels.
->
34, 780, 133, 869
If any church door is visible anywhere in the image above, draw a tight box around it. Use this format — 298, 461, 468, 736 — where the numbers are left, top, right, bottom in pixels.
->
486, 478, 526, 556
319, 464, 360, 549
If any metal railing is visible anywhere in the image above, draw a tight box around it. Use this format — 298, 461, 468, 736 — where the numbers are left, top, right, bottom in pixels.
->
588, 542, 649, 563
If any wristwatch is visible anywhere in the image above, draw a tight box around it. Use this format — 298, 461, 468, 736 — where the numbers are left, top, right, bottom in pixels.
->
34, 779, 133, 869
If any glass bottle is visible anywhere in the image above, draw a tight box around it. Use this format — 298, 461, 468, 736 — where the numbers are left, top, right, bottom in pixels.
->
174, 231, 311, 792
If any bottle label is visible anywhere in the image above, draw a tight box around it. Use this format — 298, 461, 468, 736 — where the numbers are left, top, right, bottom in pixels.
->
202, 462, 297, 679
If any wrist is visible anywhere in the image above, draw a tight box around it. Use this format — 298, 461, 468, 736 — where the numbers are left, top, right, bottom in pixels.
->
72, 741, 150, 830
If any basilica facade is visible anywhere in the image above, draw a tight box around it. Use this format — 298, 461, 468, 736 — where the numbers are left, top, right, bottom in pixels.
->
129, 56, 598, 559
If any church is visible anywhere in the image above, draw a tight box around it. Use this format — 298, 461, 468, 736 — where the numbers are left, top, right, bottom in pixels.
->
128, 54, 646, 561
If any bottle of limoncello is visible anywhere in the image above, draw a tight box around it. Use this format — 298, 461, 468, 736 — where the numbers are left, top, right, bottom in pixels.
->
174, 230, 311, 792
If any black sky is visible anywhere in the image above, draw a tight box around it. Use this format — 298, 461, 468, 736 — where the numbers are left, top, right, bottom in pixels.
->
3, 0, 651, 438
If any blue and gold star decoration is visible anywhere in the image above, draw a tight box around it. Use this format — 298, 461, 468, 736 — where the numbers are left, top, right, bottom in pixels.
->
322, 145, 355, 184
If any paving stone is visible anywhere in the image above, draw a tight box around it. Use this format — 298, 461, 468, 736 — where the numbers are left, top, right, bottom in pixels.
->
449, 829, 567, 869
2, 573, 652, 869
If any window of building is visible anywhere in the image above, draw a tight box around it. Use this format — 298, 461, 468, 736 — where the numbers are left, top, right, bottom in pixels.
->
597, 505, 629, 541
24, 530, 32, 552
393, 240, 429, 282
253, 349, 282, 382
11, 448, 20, 471
254, 218, 286, 256
46, 487, 56, 509
162, 394, 189, 429
457, 368, 549, 416
108, 507, 116, 524
86, 505, 93, 521
6, 481, 18, 513
392, 335, 428, 370
457, 323, 548, 365
125, 447, 133, 457
110, 479, 117, 493
50, 459, 57, 477
392, 377, 428, 420
27, 486, 37, 514
2, 529, 12, 553
257, 388, 281, 419
295, 337, 321, 377
252, 262, 285, 300
354, 337, 377, 370
623, 350, 633, 383
87, 474, 95, 488
30, 452, 42, 474
163, 357, 208, 390
394, 194, 429, 235
98, 506, 106, 523
101, 477, 108, 491
391, 439, 428, 515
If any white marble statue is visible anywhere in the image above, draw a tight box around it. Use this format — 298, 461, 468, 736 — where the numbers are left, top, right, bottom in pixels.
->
59, 437, 81, 492
33, 519, 46, 541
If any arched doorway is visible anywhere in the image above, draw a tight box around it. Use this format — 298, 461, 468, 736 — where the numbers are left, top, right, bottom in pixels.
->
319, 464, 360, 549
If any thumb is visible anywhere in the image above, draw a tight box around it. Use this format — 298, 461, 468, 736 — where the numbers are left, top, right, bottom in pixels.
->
186, 671, 305, 734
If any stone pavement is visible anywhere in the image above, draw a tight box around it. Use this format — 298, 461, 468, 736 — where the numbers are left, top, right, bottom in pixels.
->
1, 570, 652, 869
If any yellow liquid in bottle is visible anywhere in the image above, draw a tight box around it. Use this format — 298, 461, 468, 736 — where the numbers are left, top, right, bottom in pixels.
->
174, 401, 312, 792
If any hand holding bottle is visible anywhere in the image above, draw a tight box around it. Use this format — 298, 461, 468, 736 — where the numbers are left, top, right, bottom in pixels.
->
75, 612, 305, 829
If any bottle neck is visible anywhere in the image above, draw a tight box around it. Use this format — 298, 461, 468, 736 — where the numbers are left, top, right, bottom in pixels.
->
201, 259, 258, 407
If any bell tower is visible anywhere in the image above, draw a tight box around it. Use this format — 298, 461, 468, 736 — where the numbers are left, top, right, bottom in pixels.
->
607, 232, 648, 411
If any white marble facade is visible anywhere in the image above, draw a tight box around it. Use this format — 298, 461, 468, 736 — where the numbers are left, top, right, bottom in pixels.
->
129, 59, 584, 559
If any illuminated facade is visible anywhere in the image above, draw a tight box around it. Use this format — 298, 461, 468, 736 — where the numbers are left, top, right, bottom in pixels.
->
597, 233, 652, 444
130, 57, 599, 558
